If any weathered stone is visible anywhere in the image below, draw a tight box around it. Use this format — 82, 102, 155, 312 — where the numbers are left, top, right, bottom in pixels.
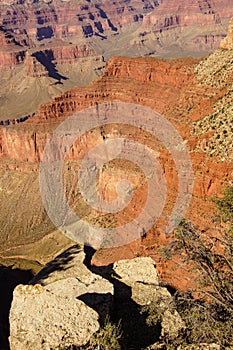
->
113, 257, 185, 340
113, 257, 159, 286
9, 246, 113, 350
9, 283, 99, 350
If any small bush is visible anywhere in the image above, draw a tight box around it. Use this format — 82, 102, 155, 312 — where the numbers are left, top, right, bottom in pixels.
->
88, 318, 122, 350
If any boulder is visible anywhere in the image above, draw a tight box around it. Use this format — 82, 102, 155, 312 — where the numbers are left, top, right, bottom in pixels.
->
9, 283, 99, 350
9, 245, 113, 350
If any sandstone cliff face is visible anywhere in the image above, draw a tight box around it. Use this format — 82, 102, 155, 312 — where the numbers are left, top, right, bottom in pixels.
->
24, 42, 97, 77
142, 0, 233, 28
0, 46, 232, 290
134, 1, 233, 57
0, 1, 232, 121
0, 27, 27, 67
0, 0, 156, 70
0, 56, 195, 163
25, 53, 49, 78
0, 53, 231, 217
0, 0, 232, 71
0, 29, 25, 67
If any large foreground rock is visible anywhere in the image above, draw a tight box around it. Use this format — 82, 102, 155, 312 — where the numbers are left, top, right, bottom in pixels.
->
9, 253, 186, 349
9, 283, 99, 350
9, 245, 113, 350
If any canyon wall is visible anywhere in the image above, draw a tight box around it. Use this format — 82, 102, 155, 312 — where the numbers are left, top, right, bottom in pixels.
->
0, 0, 157, 69
0, 20, 232, 290
0, 0, 232, 70
0, 1, 232, 121
0, 51, 232, 246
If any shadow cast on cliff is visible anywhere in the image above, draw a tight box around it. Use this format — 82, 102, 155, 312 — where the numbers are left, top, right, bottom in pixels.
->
0, 265, 34, 350
31, 244, 82, 285
32, 50, 68, 82
83, 245, 161, 350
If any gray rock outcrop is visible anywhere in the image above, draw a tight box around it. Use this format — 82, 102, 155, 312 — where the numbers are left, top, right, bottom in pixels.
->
9, 283, 99, 350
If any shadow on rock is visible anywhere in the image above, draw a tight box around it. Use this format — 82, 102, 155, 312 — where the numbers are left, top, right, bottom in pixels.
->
0, 266, 34, 350
32, 50, 68, 82
77, 292, 113, 324
83, 245, 160, 350
31, 244, 82, 285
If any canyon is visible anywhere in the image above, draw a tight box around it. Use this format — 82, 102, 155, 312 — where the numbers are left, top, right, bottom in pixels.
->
0, 6, 233, 348
0, 20, 232, 274
0, 0, 233, 119
0, 10, 232, 350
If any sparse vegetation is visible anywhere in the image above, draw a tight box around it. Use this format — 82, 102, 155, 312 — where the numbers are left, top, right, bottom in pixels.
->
213, 186, 233, 229
53, 319, 122, 350
87, 318, 122, 350
145, 186, 233, 348
193, 48, 233, 161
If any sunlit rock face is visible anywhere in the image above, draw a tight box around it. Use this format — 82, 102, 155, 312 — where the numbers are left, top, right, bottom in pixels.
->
220, 17, 233, 49
9, 246, 113, 350
0, 0, 232, 70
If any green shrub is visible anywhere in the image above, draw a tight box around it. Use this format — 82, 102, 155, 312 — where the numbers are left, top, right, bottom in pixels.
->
212, 186, 233, 230
88, 318, 122, 350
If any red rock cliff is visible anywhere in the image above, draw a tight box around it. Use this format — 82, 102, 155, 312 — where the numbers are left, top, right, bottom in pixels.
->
0, 52, 232, 289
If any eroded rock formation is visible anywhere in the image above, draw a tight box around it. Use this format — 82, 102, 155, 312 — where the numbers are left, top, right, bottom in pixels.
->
113, 257, 185, 340
9, 245, 113, 350
0, 23, 232, 293
0, 0, 232, 69
9, 251, 184, 350
0, 1, 232, 119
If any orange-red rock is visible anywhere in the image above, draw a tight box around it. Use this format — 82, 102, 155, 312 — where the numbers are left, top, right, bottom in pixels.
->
0, 52, 232, 289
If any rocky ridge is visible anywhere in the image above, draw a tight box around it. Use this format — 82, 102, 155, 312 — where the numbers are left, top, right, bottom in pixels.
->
0, 20, 232, 314
220, 17, 233, 49
9, 248, 184, 350
0, 0, 232, 68
193, 23, 233, 161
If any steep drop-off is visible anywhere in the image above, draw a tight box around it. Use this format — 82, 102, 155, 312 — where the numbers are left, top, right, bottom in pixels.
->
0, 28, 232, 284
